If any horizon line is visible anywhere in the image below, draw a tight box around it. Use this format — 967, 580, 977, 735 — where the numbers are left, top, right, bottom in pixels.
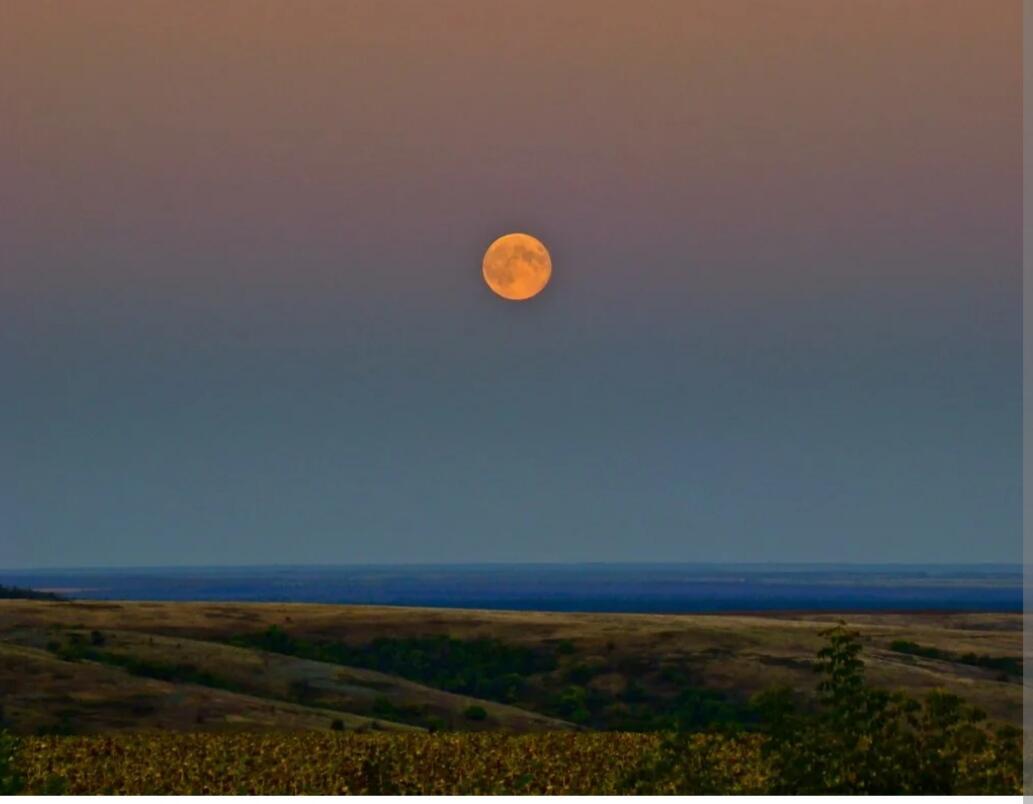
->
0, 560, 1022, 573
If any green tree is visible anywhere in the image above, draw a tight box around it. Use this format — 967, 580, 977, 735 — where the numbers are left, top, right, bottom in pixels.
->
759, 625, 1021, 794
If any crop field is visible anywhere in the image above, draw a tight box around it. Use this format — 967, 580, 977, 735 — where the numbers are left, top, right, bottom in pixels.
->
14, 732, 769, 795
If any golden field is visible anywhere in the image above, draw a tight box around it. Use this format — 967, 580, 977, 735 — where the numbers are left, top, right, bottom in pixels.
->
15, 732, 767, 795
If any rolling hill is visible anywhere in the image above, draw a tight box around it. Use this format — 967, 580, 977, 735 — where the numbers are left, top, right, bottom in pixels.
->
0, 600, 1020, 734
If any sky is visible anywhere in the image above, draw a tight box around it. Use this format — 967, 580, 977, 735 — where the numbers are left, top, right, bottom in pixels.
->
1, 1, 1021, 568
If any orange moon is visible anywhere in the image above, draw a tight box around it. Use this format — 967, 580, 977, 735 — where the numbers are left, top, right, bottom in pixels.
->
482, 233, 552, 301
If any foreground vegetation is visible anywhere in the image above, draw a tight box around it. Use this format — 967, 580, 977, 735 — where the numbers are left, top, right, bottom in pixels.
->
14, 732, 673, 795
3, 627, 1021, 795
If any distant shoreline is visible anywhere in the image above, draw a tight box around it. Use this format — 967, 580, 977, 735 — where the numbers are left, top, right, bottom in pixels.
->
6, 599, 1022, 617
2, 563, 1019, 615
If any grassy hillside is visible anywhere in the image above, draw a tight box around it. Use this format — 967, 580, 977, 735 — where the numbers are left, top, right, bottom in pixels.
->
19, 628, 572, 733
0, 601, 1020, 735
0, 641, 413, 735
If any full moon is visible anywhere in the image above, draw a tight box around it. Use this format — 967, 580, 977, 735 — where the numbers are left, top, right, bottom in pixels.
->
482, 233, 552, 301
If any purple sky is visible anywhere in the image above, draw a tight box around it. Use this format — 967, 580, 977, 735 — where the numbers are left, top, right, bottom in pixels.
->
1, 1, 1020, 567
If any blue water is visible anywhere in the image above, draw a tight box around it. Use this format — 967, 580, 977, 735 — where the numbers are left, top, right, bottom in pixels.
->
0, 564, 1020, 613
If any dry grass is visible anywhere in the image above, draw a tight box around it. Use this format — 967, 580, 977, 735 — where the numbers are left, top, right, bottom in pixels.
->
0, 641, 412, 735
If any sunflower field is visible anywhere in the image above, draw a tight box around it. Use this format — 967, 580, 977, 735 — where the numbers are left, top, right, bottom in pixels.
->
14, 731, 769, 795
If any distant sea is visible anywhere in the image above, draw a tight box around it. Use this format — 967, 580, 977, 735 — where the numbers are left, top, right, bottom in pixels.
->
0, 564, 1021, 613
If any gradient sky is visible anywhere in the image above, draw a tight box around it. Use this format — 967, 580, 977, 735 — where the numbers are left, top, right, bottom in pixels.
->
1, 1, 1020, 567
